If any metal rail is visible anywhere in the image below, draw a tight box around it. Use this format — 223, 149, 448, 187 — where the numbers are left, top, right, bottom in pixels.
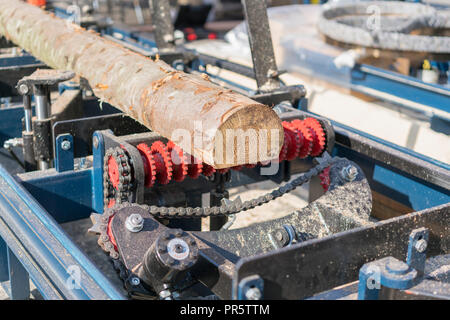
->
0, 165, 125, 299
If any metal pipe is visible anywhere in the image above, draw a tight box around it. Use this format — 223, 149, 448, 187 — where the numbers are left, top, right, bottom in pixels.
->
33, 84, 51, 170
23, 95, 32, 132
21, 94, 37, 171
149, 0, 175, 52
34, 96, 50, 120
0, 0, 283, 168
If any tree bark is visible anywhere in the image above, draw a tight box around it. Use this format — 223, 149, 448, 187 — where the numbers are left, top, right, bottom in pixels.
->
0, 0, 283, 168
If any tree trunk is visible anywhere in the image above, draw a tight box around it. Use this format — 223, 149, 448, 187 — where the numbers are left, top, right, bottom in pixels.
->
0, 0, 283, 168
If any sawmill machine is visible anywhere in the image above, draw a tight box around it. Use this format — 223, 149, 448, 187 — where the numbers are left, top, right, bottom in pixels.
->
0, 0, 448, 300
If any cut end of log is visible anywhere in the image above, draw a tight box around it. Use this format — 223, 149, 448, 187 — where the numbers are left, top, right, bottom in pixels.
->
211, 104, 283, 169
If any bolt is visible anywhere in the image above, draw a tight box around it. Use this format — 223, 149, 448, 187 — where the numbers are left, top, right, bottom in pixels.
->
93, 136, 99, 149
415, 239, 427, 253
125, 213, 144, 232
245, 287, 262, 300
174, 244, 184, 254
386, 259, 409, 275
275, 230, 284, 242
61, 140, 71, 151
130, 277, 140, 286
342, 165, 358, 182
159, 289, 171, 300
19, 83, 29, 95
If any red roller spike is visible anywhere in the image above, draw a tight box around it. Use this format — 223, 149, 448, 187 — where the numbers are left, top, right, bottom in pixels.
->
319, 167, 331, 191
137, 143, 157, 187
303, 118, 326, 156
279, 131, 289, 162
216, 168, 230, 174
106, 215, 118, 251
151, 141, 173, 185
282, 121, 301, 161
291, 119, 313, 158
202, 164, 216, 177
167, 141, 188, 182
187, 156, 203, 179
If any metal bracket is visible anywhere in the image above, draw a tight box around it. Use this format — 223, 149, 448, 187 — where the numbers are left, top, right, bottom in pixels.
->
55, 134, 74, 172
357, 227, 429, 300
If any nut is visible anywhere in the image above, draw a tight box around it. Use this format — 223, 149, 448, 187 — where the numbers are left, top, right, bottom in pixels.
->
415, 239, 427, 253
341, 165, 358, 182
18, 83, 29, 95
130, 277, 140, 286
61, 140, 71, 151
125, 213, 144, 233
245, 287, 262, 300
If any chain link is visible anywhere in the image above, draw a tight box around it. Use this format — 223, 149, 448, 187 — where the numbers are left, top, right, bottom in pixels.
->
103, 147, 133, 208
140, 155, 334, 218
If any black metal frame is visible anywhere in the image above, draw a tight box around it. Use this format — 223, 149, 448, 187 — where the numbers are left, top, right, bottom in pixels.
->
232, 203, 449, 299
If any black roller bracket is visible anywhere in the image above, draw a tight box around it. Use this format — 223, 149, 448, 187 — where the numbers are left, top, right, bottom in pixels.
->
17, 69, 75, 169
33, 119, 53, 163
138, 229, 199, 293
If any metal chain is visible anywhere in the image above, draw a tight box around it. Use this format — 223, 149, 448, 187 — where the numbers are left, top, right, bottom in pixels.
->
103, 147, 133, 208
97, 202, 142, 298
141, 155, 334, 218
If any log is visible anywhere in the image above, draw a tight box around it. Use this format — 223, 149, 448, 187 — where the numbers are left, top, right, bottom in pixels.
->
0, 0, 283, 169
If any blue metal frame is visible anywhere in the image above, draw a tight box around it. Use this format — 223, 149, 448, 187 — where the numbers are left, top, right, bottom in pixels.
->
0, 106, 33, 146
350, 65, 450, 120
0, 165, 124, 299
0, 54, 42, 68
331, 138, 449, 212
92, 131, 106, 214
18, 168, 94, 224
358, 228, 428, 300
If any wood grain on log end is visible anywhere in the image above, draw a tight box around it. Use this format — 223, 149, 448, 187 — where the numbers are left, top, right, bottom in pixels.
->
213, 104, 283, 169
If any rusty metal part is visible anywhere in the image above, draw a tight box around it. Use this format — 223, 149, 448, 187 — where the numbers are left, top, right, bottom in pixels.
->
0, 0, 283, 168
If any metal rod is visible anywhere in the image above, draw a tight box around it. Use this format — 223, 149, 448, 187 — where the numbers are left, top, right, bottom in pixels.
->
23, 95, 32, 132
241, 0, 281, 92
148, 0, 175, 52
